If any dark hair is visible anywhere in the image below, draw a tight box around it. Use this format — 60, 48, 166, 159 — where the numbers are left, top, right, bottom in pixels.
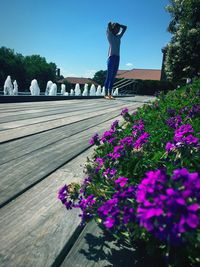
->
111, 23, 120, 35
112, 23, 120, 29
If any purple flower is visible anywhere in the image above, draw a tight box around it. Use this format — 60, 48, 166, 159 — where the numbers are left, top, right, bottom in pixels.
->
107, 137, 116, 144
123, 207, 135, 224
136, 169, 200, 243
107, 145, 124, 160
103, 168, 117, 179
89, 133, 100, 145
104, 217, 115, 228
165, 142, 176, 152
166, 115, 182, 129
187, 105, 200, 118
98, 198, 118, 216
111, 120, 119, 130
133, 132, 150, 149
174, 124, 194, 143
57, 184, 74, 209
101, 129, 115, 143
121, 108, 129, 116
120, 136, 134, 146
95, 157, 104, 166
80, 177, 92, 194
132, 119, 144, 136
78, 194, 96, 210
58, 184, 68, 203
183, 134, 199, 145
94, 157, 104, 171
115, 177, 129, 187
166, 124, 199, 153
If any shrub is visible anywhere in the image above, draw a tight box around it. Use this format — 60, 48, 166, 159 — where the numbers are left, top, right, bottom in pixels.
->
58, 79, 200, 266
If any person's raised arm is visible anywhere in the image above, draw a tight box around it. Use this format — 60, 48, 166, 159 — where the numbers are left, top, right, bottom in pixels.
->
118, 24, 127, 37
107, 22, 113, 32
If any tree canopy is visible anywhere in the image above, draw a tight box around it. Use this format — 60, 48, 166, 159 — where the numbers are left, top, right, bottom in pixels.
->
165, 0, 200, 81
92, 70, 107, 86
0, 47, 57, 91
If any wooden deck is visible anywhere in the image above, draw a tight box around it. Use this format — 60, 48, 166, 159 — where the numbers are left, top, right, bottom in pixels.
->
0, 96, 155, 267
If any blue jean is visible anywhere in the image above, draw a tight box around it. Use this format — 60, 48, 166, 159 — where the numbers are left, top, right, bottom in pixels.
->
104, 55, 120, 95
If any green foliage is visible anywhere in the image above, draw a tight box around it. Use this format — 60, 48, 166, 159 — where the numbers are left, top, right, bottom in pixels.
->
135, 79, 177, 95
0, 46, 57, 91
92, 70, 107, 86
74, 79, 200, 265
165, 0, 200, 81
23, 55, 57, 90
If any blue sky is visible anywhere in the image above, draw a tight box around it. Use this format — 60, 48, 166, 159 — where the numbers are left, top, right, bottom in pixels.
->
0, 0, 171, 78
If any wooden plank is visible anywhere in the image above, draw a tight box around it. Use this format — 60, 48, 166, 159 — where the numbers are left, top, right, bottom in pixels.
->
0, 103, 141, 143
0, 99, 123, 130
0, 103, 140, 162
0, 147, 95, 267
0, 101, 113, 124
0, 101, 136, 131
0, 109, 137, 208
0, 97, 149, 267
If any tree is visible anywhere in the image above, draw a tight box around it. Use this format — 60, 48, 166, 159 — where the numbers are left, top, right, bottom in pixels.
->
165, 0, 200, 81
23, 55, 57, 91
0, 47, 57, 91
0, 47, 26, 89
92, 70, 107, 86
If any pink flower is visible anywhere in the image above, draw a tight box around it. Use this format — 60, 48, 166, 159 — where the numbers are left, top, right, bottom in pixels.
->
115, 177, 128, 187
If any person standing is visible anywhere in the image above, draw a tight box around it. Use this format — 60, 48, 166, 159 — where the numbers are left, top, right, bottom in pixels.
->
104, 22, 127, 99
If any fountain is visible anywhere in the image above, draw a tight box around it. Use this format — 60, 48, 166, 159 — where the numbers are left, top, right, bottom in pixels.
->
89, 84, 96, 96
96, 85, 102, 96
75, 83, 81, 96
45, 81, 53, 95
49, 83, 57, 96
82, 84, 88, 96
13, 80, 18, 95
4, 76, 14, 95
113, 88, 119, 96
70, 89, 75, 96
64, 92, 69, 96
101, 86, 105, 96
61, 84, 66, 95
30, 79, 40, 95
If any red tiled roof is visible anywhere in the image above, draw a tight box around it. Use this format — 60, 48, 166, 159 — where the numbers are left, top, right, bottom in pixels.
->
116, 69, 161, 81
58, 77, 98, 86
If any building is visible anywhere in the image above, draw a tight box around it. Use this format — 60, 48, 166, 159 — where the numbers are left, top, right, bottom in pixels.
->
114, 68, 162, 95
116, 69, 161, 80
57, 77, 99, 87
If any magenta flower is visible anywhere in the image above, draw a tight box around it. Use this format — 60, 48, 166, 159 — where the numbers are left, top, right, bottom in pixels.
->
111, 120, 119, 130
95, 157, 104, 166
101, 129, 115, 143
115, 177, 129, 187
136, 168, 200, 243
133, 132, 150, 149
120, 136, 134, 146
103, 168, 117, 179
132, 119, 144, 132
166, 115, 182, 129
104, 217, 115, 228
89, 133, 100, 145
174, 124, 194, 143
165, 142, 176, 152
121, 107, 129, 116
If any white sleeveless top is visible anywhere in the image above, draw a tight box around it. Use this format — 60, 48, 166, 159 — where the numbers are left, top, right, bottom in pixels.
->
107, 29, 123, 57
